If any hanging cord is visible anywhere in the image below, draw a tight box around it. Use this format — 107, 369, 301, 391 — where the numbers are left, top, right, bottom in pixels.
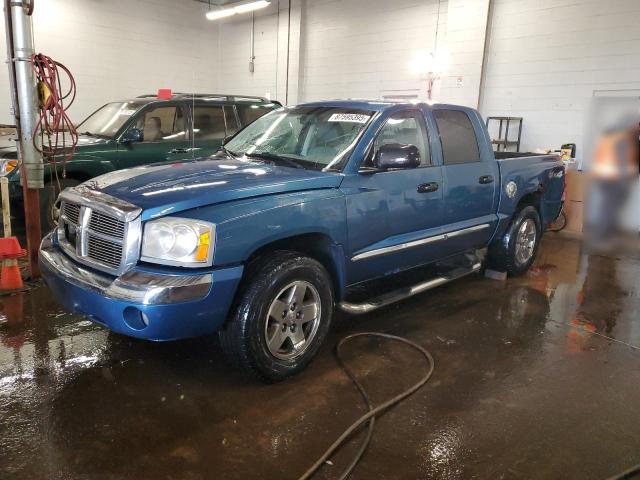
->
298, 333, 435, 480
31, 53, 78, 192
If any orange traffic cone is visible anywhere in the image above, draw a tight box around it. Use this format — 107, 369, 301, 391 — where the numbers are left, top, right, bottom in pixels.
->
0, 237, 26, 290
0, 262, 23, 290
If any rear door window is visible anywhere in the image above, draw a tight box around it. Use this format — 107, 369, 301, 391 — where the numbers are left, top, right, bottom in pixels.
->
237, 104, 277, 126
434, 110, 480, 165
193, 106, 226, 141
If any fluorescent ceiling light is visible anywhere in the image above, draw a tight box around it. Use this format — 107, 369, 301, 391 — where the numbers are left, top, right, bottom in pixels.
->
234, 0, 270, 13
206, 8, 235, 20
206, 0, 271, 21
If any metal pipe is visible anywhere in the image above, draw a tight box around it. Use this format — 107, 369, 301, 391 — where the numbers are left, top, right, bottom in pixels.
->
285, 0, 291, 104
3, 0, 19, 128
249, 11, 255, 73
6, 0, 42, 278
477, 0, 494, 111
10, 0, 42, 189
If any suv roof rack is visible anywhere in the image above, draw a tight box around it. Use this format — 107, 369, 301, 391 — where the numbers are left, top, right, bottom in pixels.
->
136, 93, 278, 104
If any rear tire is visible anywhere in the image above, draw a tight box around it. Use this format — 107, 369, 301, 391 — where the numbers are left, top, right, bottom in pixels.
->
219, 251, 334, 382
487, 205, 542, 276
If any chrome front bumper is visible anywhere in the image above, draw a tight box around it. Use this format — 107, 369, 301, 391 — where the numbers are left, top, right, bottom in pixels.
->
39, 233, 212, 305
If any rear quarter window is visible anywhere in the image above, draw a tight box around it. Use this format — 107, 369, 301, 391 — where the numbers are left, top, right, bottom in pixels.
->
434, 109, 481, 165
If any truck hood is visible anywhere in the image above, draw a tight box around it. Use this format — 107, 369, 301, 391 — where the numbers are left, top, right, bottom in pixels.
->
82, 157, 343, 219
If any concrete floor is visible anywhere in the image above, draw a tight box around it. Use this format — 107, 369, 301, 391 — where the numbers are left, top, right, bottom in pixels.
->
1, 236, 639, 480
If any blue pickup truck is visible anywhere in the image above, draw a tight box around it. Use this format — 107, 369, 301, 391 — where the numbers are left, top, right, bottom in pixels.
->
39, 101, 564, 381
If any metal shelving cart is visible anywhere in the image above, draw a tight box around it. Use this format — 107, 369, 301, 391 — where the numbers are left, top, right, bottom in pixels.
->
486, 116, 523, 152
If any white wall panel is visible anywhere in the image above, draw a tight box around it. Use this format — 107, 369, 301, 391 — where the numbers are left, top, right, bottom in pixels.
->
0, 0, 638, 171
480, 0, 640, 155
0, 0, 219, 124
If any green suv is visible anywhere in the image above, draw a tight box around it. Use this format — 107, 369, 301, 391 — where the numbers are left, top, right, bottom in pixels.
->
0, 93, 280, 230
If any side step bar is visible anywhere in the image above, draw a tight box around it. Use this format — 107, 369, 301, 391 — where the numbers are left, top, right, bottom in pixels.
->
338, 262, 482, 315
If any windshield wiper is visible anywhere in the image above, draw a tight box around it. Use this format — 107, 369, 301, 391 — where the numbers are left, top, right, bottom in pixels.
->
245, 152, 305, 169
220, 145, 238, 159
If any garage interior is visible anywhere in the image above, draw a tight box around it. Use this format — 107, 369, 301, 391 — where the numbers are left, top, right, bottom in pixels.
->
0, 0, 639, 479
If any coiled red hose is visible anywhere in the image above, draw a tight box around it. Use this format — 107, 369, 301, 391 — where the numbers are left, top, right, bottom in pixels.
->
31, 53, 78, 178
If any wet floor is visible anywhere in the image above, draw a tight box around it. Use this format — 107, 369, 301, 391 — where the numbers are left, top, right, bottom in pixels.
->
1, 236, 640, 480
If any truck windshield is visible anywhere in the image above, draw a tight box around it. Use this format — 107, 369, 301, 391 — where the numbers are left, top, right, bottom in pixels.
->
77, 102, 139, 138
224, 106, 374, 171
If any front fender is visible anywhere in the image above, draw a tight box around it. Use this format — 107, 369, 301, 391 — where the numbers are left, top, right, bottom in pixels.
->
175, 189, 348, 267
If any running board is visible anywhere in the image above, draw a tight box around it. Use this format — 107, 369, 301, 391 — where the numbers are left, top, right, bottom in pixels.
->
338, 262, 482, 315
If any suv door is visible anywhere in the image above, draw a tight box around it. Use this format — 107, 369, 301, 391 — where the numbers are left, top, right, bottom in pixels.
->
342, 109, 444, 284
117, 104, 191, 167
191, 104, 237, 157
433, 107, 500, 254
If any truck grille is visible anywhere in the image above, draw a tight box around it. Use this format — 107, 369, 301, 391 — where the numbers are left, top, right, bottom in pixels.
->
87, 233, 123, 269
57, 194, 141, 276
88, 211, 126, 238
63, 202, 80, 225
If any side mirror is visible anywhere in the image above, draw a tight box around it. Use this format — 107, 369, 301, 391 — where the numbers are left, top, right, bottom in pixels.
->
374, 143, 421, 170
121, 127, 143, 144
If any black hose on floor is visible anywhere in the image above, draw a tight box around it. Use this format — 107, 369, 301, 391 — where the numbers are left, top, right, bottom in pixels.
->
606, 465, 640, 480
297, 333, 435, 480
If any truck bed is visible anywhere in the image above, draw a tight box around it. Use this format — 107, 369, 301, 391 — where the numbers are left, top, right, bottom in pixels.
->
493, 151, 565, 234
494, 151, 553, 160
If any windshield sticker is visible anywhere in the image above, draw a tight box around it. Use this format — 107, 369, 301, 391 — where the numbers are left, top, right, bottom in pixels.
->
119, 109, 136, 116
328, 113, 371, 124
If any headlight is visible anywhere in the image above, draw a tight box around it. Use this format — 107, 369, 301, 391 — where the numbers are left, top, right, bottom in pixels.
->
0, 159, 17, 176
141, 217, 215, 267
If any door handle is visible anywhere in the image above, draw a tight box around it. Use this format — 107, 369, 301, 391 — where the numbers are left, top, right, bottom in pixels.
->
479, 175, 494, 184
169, 148, 188, 154
417, 182, 439, 193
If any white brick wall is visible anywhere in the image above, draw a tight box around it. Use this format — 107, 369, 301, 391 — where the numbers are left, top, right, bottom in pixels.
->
213, 0, 450, 104
1, 0, 639, 164
215, 0, 302, 103
299, 0, 448, 102
479, 0, 640, 155
440, 0, 490, 107
0, 0, 220, 124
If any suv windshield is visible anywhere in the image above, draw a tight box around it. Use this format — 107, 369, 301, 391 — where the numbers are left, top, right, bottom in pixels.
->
224, 106, 375, 171
78, 102, 139, 138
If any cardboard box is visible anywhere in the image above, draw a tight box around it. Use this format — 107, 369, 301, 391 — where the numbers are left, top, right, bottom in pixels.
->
564, 199, 584, 234
565, 170, 586, 202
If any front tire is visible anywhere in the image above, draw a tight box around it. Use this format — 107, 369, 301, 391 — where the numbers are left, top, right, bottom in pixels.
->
487, 205, 542, 276
219, 251, 334, 382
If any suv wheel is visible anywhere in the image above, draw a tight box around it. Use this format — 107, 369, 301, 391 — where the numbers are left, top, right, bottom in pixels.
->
487, 205, 542, 276
219, 251, 334, 382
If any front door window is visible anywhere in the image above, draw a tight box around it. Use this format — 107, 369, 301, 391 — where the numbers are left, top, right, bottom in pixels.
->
133, 106, 187, 143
